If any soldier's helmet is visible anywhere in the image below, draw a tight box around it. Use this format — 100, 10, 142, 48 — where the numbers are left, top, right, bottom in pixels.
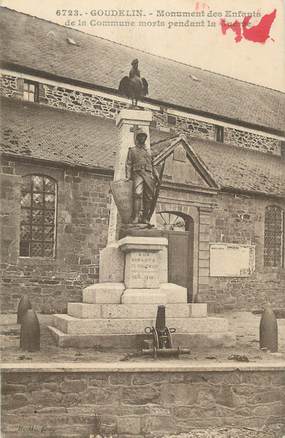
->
134, 128, 147, 143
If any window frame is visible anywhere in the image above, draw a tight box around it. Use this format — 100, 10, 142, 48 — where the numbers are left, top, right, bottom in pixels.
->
23, 80, 39, 103
19, 174, 57, 259
215, 125, 224, 143
167, 114, 177, 126
264, 205, 284, 268
156, 211, 187, 231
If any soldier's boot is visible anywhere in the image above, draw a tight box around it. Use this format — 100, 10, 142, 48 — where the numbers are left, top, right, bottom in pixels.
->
132, 197, 141, 224
142, 200, 152, 224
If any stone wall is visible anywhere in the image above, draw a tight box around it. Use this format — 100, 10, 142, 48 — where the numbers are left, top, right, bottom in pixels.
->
44, 84, 125, 119
1, 365, 284, 437
224, 127, 280, 155
152, 111, 215, 140
157, 187, 285, 311
0, 73, 281, 155
0, 158, 111, 313
0, 74, 20, 99
202, 192, 285, 311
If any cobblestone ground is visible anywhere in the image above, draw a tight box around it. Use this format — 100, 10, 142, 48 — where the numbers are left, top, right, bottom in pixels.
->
1, 311, 285, 363
159, 425, 284, 437
93, 426, 285, 438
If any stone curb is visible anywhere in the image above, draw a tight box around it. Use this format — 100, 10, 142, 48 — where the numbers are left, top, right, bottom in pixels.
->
1, 361, 285, 372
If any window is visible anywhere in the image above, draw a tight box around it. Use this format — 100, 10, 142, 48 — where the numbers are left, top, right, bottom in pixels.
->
264, 206, 284, 267
156, 212, 186, 231
167, 115, 177, 126
23, 80, 38, 102
20, 175, 57, 257
216, 126, 224, 143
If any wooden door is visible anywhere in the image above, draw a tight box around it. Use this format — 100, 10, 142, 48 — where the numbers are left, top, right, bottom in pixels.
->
164, 230, 194, 302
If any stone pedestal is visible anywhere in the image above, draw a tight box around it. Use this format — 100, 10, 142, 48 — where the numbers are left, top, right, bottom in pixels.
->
49, 232, 235, 349
119, 236, 169, 303
99, 243, 124, 283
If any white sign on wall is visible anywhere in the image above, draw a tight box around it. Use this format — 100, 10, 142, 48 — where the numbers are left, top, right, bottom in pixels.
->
210, 243, 255, 277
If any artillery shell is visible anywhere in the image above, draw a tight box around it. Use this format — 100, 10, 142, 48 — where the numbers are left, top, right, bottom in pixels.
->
259, 303, 278, 353
17, 295, 32, 324
20, 309, 40, 352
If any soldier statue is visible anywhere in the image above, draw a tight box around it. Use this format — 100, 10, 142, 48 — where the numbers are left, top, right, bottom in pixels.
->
126, 128, 160, 224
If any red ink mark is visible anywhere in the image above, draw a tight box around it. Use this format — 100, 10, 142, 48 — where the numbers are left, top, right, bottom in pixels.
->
220, 19, 242, 42
195, 1, 209, 11
242, 9, 276, 43
220, 9, 277, 44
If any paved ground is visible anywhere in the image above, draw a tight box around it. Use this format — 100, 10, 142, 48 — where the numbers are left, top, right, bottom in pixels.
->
1, 312, 284, 363
155, 426, 284, 437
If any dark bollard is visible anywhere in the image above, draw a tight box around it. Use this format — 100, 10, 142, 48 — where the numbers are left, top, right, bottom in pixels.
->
17, 295, 32, 324
259, 303, 278, 352
20, 309, 40, 352
155, 305, 166, 333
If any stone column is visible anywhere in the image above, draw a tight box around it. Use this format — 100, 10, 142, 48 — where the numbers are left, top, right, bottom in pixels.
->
198, 207, 211, 303
107, 109, 152, 243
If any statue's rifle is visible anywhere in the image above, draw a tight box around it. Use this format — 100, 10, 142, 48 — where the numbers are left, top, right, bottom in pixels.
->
147, 159, 165, 221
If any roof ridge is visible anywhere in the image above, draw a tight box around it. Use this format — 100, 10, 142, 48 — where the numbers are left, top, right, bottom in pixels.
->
1, 6, 284, 95
150, 134, 179, 146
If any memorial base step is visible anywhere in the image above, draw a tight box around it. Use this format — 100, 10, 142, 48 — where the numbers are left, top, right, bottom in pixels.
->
68, 302, 208, 319
82, 282, 188, 304
48, 326, 236, 350
52, 314, 229, 335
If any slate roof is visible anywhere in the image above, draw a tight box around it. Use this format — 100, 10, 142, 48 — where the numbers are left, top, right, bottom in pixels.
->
1, 97, 284, 198
1, 7, 285, 133
1, 97, 116, 170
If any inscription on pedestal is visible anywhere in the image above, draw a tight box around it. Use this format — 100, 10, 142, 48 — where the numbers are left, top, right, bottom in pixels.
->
125, 251, 160, 289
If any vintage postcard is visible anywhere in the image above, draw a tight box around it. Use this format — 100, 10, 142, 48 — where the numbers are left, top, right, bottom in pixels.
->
0, 0, 284, 437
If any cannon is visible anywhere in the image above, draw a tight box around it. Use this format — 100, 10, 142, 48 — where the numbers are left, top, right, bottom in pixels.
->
260, 303, 278, 352
143, 305, 190, 358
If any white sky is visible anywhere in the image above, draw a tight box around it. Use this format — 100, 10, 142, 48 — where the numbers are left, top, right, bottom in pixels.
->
1, 0, 285, 91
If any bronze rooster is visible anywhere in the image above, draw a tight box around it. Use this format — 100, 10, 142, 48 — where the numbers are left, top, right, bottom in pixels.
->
118, 59, 148, 107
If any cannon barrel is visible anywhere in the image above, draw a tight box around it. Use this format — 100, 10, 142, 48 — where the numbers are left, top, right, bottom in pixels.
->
155, 305, 166, 333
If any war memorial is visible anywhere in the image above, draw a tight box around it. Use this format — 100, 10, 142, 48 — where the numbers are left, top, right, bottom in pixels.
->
0, 7, 284, 437
48, 105, 236, 352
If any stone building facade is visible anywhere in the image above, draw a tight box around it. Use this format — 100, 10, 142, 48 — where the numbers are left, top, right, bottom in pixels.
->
0, 7, 284, 313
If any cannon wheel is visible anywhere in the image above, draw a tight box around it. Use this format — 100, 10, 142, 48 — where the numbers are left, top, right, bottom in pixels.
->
152, 327, 159, 349
165, 327, 173, 348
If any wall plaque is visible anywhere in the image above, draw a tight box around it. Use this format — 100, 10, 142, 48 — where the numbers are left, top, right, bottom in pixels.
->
210, 243, 255, 277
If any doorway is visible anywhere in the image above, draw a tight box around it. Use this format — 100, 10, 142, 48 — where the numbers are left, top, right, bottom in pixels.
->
156, 212, 194, 302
